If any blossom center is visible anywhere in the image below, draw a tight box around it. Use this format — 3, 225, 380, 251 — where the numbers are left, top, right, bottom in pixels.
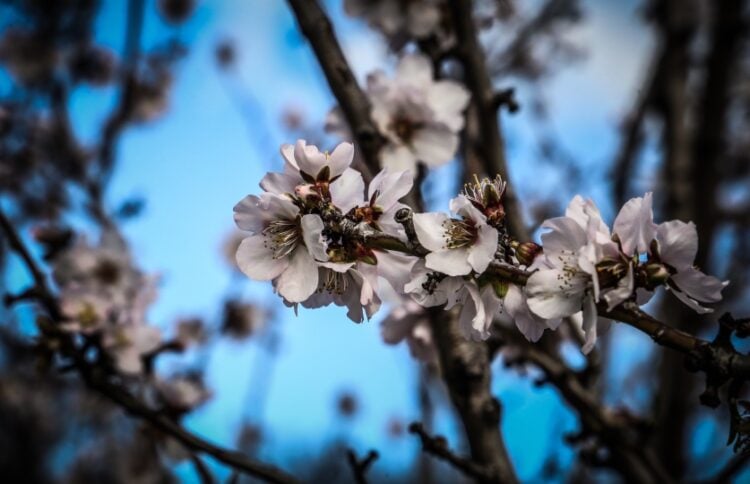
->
94, 258, 122, 285
390, 116, 421, 143
322, 270, 349, 295
442, 219, 477, 249
262, 220, 301, 259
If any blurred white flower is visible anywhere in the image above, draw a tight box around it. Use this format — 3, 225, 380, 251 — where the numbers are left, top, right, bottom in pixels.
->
380, 299, 436, 363
343, 0, 444, 47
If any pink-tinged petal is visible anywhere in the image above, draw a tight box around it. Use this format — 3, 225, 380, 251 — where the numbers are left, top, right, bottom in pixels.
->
426, 248, 472, 276
280, 143, 299, 170
413, 212, 450, 252
262, 192, 299, 220
467, 224, 498, 273
132, 325, 162, 354
670, 266, 727, 303
450, 194, 487, 224
357, 263, 380, 306
376, 250, 417, 294
369, 168, 414, 210
667, 284, 713, 314
504, 284, 548, 342
581, 294, 598, 354
236, 235, 288, 281
233, 195, 267, 232
411, 126, 458, 167
260, 171, 301, 195
276, 248, 319, 303
459, 281, 490, 340
381, 143, 417, 172
613, 192, 656, 255
328, 142, 355, 178
656, 220, 698, 270
565, 195, 609, 237
330, 168, 365, 213
576, 244, 600, 300
114, 348, 143, 374
540, 217, 587, 255
526, 268, 586, 319
426, 80, 471, 131
293, 139, 326, 177
395, 54, 433, 87
320, 261, 356, 273
301, 214, 328, 262
602, 265, 634, 310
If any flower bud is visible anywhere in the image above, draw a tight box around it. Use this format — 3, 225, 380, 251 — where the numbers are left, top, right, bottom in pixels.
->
294, 183, 320, 200
514, 241, 542, 266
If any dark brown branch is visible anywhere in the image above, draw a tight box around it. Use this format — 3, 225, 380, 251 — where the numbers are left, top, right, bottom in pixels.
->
285, 0, 384, 179
346, 449, 378, 484
447, 0, 526, 240
702, 450, 750, 484
408, 422, 495, 482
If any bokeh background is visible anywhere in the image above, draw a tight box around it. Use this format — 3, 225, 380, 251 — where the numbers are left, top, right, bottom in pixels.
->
2, 0, 749, 482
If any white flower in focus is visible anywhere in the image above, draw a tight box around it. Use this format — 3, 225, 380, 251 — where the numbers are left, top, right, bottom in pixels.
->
413, 194, 498, 277
300, 261, 381, 323
526, 196, 630, 353
612, 192, 657, 256
234, 192, 327, 303
102, 324, 162, 375
654, 220, 728, 313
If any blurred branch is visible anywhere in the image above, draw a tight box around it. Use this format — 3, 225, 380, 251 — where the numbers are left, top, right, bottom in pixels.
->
0, 209, 299, 484
408, 422, 495, 482
285, 0, 384, 179
493, 326, 671, 483
448, 0, 526, 240
346, 449, 378, 484
702, 450, 750, 483
426, 306, 518, 484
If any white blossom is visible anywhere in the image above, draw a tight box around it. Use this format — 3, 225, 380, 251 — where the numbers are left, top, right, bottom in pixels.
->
413, 194, 498, 277
343, 0, 444, 47
380, 299, 436, 363
234, 192, 327, 303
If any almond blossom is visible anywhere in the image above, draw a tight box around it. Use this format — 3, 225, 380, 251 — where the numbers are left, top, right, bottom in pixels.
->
610, 193, 728, 313
413, 194, 498, 277
343, 0, 445, 49
234, 192, 327, 303
380, 299, 436, 363
329, 54, 470, 172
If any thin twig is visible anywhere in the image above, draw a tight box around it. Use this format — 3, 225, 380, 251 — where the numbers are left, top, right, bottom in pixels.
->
408, 422, 495, 482
346, 449, 378, 484
286, 0, 384, 180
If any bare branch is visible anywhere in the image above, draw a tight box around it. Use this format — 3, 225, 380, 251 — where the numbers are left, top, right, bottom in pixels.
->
346, 449, 378, 484
285, 0, 384, 179
408, 422, 495, 482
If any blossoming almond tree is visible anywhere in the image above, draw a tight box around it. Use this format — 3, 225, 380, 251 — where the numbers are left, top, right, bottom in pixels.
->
3, 0, 750, 483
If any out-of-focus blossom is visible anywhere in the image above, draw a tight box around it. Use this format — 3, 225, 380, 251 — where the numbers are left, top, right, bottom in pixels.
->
155, 374, 211, 413
102, 324, 162, 374
221, 299, 266, 339
327, 54, 470, 172
381, 299, 436, 362
343, 0, 445, 48
157, 0, 196, 25
0, 28, 57, 85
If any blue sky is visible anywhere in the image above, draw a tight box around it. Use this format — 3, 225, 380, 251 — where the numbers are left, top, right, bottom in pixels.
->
13, 0, 740, 481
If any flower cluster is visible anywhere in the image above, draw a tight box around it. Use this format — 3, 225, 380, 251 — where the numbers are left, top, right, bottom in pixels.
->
327, 54, 470, 172
236, 141, 728, 354
343, 0, 447, 49
51, 231, 162, 374
526, 193, 728, 352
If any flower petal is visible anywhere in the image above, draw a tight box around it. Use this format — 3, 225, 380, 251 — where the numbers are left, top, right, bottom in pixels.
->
301, 214, 328, 261
504, 284, 548, 342
426, 81, 470, 131
612, 192, 656, 255
236, 235, 288, 281
293, 139, 327, 177
526, 268, 586, 319
233, 195, 268, 232
426, 248, 472, 276
413, 212, 450, 252
467, 224, 498, 273
581, 294, 599, 354
328, 141, 355, 178
369, 168, 414, 211
411, 126, 458, 167
330, 168, 365, 213
656, 220, 698, 270
396, 54, 433, 87
670, 266, 727, 303
260, 171, 301, 195
276, 248, 319, 303
381, 143, 417, 172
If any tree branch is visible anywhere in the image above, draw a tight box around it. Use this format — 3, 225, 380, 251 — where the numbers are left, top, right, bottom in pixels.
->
285, 0, 384, 179
408, 422, 496, 482
447, 0, 526, 240
346, 449, 378, 484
